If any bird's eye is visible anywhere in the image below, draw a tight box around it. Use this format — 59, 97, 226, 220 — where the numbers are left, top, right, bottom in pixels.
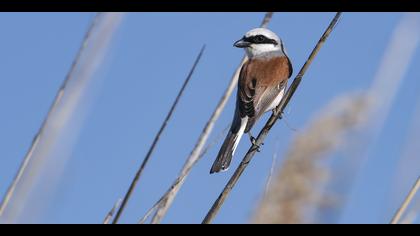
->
255, 35, 265, 43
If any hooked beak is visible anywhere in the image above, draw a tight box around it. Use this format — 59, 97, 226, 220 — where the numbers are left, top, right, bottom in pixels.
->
234, 39, 251, 48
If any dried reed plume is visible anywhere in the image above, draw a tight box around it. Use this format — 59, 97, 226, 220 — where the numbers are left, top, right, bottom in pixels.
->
253, 93, 369, 224
315, 13, 420, 224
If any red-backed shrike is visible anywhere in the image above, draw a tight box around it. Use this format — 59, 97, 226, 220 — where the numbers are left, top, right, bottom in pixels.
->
210, 28, 293, 174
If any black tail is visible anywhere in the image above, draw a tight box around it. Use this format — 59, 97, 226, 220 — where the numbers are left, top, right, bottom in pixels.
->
210, 130, 241, 174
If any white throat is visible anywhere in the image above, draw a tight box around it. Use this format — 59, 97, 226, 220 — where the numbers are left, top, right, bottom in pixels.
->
245, 45, 285, 59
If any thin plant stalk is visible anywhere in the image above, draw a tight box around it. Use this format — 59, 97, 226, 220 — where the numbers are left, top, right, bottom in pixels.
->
103, 199, 122, 224
112, 45, 206, 224
391, 177, 420, 224
138, 125, 229, 224
202, 12, 343, 224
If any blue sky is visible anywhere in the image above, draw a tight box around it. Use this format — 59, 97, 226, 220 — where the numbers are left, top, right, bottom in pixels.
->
0, 12, 419, 224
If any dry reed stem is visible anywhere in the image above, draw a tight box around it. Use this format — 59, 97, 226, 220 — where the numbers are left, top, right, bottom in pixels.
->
112, 45, 206, 224
391, 177, 420, 224
202, 12, 342, 224
103, 198, 122, 224
138, 125, 229, 224
0, 13, 124, 221
399, 198, 420, 224
146, 12, 274, 224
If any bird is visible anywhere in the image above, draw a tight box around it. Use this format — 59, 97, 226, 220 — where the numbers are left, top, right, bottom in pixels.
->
210, 28, 293, 174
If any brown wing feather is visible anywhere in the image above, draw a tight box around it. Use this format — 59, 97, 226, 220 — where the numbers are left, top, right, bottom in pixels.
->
237, 56, 291, 133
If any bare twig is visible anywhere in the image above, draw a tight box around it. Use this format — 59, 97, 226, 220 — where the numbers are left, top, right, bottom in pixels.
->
0, 13, 124, 220
391, 177, 420, 224
146, 12, 274, 224
138, 125, 229, 224
138, 200, 160, 224
103, 198, 122, 224
112, 45, 206, 224
202, 12, 342, 224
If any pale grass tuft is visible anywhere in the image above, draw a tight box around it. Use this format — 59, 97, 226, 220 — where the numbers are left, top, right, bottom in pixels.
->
253, 93, 369, 224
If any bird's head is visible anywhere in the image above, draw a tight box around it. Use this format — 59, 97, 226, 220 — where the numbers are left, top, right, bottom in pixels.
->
234, 28, 286, 59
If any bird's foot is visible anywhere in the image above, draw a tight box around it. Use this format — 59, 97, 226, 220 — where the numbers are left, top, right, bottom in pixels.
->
273, 109, 284, 120
248, 133, 264, 152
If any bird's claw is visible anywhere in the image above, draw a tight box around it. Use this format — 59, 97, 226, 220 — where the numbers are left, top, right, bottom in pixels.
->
250, 135, 256, 145
275, 110, 284, 120
249, 135, 264, 152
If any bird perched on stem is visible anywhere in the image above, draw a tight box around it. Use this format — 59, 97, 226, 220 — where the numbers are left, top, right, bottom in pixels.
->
210, 28, 293, 174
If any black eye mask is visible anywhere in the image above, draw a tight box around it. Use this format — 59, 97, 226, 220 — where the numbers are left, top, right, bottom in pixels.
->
243, 35, 278, 45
